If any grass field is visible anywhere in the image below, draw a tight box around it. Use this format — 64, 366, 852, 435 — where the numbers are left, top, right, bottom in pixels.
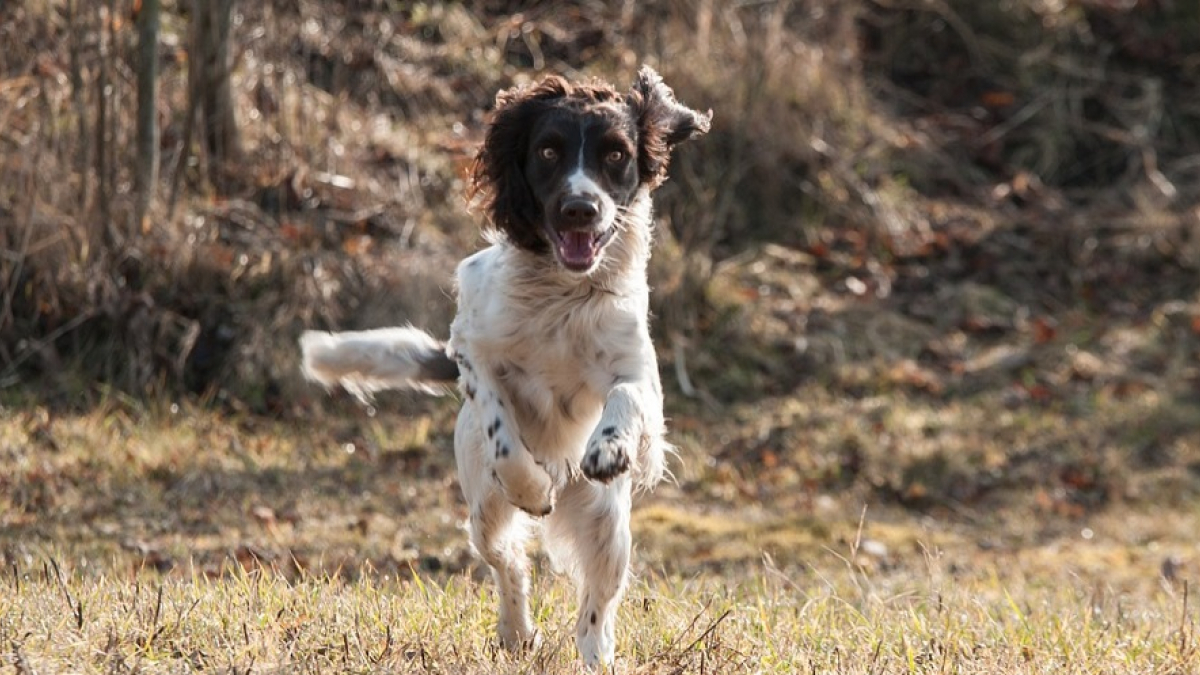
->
3, 397, 1197, 673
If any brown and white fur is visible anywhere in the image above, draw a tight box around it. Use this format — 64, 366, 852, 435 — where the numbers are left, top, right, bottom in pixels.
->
300, 66, 710, 668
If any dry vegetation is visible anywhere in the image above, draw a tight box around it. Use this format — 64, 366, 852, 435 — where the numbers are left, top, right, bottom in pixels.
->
3, 0, 1200, 672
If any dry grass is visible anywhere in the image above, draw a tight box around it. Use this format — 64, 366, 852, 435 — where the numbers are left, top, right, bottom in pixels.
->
3, 554, 1196, 674
3, 401, 1199, 673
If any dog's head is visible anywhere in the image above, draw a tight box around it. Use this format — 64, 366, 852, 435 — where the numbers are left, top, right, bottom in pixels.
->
470, 66, 711, 275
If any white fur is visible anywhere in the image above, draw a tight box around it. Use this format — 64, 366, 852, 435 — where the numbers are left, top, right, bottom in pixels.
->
299, 187, 670, 670
300, 327, 450, 401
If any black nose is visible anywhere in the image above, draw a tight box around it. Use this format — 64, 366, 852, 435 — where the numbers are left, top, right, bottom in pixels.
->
560, 198, 600, 227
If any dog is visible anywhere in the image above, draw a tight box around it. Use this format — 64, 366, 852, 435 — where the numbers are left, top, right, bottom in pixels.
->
300, 66, 710, 667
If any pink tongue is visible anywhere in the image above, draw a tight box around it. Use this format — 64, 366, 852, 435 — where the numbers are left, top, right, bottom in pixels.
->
560, 231, 594, 263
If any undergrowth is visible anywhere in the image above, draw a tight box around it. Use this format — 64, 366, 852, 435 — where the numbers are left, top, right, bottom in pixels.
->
2, 1, 1197, 407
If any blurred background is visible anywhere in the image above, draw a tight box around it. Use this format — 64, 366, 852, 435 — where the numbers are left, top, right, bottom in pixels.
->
2, 0, 1199, 578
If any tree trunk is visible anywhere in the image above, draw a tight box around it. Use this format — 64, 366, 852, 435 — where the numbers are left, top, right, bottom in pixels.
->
134, 0, 160, 236
193, 0, 240, 191
67, 0, 90, 214
94, 0, 111, 243
92, 0, 130, 248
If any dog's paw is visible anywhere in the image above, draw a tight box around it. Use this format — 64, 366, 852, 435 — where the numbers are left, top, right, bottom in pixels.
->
491, 460, 556, 517
497, 624, 540, 653
582, 424, 632, 483
576, 611, 616, 669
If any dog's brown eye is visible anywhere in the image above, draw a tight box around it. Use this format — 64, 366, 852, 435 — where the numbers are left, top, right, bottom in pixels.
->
606, 150, 626, 164
539, 147, 558, 161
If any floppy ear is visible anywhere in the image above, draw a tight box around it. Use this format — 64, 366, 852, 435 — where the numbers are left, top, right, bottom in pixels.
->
470, 77, 571, 252
628, 66, 713, 188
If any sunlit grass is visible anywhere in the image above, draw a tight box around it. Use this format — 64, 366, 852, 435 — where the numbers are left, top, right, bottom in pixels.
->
2, 549, 1195, 674
3, 401, 1199, 673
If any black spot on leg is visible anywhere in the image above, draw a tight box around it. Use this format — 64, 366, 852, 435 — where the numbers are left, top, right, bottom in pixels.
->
486, 417, 503, 440
465, 382, 476, 400
590, 611, 597, 625
499, 444, 510, 457
602, 426, 616, 437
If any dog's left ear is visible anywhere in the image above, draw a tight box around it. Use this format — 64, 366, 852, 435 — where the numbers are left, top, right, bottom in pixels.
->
628, 66, 713, 188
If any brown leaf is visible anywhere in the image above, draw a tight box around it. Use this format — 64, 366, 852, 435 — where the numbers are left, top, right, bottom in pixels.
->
1031, 316, 1057, 344
904, 481, 928, 501
981, 90, 1015, 108
761, 449, 778, 469
1026, 383, 1052, 402
342, 234, 374, 256
1034, 488, 1054, 511
1059, 464, 1096, 491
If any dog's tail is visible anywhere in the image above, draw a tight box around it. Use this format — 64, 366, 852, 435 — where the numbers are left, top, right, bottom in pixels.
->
299, 327, 458, 401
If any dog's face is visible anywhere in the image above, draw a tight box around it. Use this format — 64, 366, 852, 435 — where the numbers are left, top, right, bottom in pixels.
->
523, 106, 640, 272
472, 67, 712, 275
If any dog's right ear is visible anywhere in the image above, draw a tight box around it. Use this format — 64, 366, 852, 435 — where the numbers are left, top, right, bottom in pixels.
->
470, 77, 570, 252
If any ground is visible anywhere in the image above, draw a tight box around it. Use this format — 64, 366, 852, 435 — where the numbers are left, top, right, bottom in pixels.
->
2, 386, 1197, 672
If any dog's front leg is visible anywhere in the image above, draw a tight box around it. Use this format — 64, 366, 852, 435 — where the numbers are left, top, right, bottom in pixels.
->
582, 380, 655, 483
457, 354, 558, 516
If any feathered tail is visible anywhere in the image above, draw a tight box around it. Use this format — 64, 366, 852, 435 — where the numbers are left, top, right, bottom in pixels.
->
299, 327, 458, 401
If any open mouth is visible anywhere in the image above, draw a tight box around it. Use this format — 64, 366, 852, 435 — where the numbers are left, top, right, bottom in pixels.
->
548, 227, 615, 272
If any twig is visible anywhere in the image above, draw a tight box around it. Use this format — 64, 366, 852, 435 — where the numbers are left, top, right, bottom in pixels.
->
0, 310, 96, 387
1181, 580, 1191, 658
47, 557, 84, 630
671, 332, 697, 398
851, 503, 868, 560
975, 93, 1051, 148
10, 638, 32, 675
682, 608, 733, 655
169, 3, 201, 219
653, 598, 712, 660
0, 176, 36, 335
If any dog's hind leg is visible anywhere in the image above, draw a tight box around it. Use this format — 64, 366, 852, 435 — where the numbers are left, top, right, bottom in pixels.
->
452, 347, 558, 516
546, 476, 632, 668
456, 406, 537, 650
468, 491, 536, 650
